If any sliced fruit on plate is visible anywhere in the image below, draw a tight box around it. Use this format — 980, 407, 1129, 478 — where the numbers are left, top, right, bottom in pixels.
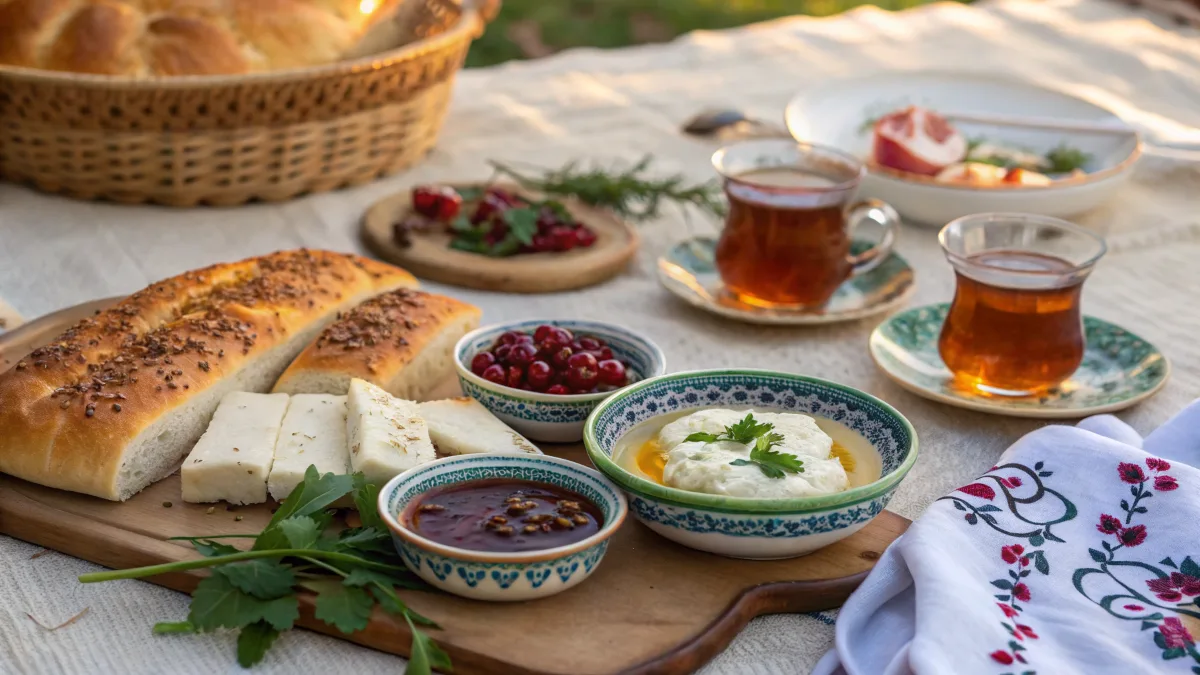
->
935, 163, 1053, 186
873, 106, 967, 176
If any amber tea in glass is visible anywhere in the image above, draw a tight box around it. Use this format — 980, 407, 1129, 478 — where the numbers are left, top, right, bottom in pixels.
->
711, 140, 900, 308
937, 214, 1107, 395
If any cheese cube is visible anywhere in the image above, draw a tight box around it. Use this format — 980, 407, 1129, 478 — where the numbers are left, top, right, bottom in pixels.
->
419, 397, 541, 456
268, 394, 350, 502
346, 378, 435, 486
181, 392, 290, 505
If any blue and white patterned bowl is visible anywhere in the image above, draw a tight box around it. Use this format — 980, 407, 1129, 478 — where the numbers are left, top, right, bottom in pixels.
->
378, 453, 628, 601
454, 319, 667, 442
583, 369, 918, 560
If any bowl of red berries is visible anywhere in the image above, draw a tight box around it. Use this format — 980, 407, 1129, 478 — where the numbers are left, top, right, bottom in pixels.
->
454, 320, 666, 442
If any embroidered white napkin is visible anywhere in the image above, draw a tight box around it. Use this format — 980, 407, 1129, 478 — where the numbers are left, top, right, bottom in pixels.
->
814, 401, 1200, 675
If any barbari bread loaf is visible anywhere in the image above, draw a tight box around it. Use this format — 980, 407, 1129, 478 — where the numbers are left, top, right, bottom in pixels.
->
273, 289, 480, 399
0, 0, 405, 76
0, 249, 416, 501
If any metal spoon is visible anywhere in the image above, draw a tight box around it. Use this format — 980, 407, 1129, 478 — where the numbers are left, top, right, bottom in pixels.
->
681, 109, 789, 138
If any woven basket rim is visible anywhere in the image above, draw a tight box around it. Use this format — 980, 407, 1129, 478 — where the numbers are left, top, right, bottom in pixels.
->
0, 8, 482, 89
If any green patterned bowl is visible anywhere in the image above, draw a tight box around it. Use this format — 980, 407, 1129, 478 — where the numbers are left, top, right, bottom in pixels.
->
378, 453, 628, 602
583, 369, 918, 560
869, 303, 1170, 418
454, 319, 667, 443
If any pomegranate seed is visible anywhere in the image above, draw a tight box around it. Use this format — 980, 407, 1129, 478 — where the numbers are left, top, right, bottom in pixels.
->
506, 365, 525, 389
412, 185, 462, 221
566, 352, 600, 391
597, 359, 627, 387
497, 331, 522, 346
509, 343, 538, 366
546, 384, 570, 395
536, 206, 564, 232
481, 364, 506, 385
550, 226, 578, 251
578, 337, 602, 351
486, 187, 520, 206
576, 226, 598, 248
531, 234, 556, 252
493, 344, 513, 363
472, 192, 511, 224
527, 361, 553, 391
550, 346, 574, 370
471, 352, 496, 375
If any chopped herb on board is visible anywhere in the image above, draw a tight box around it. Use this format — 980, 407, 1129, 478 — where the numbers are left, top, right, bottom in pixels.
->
78, 468, 449, 674
684, 413, 806, 479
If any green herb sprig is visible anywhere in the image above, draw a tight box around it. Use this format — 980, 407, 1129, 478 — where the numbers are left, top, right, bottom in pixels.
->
684, 413, 805, 479
79, 468, 449, 674
487, 156, 725, 223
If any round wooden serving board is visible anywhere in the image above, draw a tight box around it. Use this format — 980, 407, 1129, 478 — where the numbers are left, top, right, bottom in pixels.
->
361, 184, 640, 293
0, 301, 909, 675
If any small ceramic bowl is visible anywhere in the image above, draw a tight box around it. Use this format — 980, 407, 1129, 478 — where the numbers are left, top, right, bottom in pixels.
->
584, 369, 918, 560
378, 453, 628, 602
454, 319, 667, 443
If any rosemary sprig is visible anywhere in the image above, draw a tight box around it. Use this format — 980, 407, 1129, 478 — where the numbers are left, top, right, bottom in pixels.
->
487, 156, 726, 222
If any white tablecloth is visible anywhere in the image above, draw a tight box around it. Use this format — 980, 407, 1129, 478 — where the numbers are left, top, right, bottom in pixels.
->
2, 1, 1199, 672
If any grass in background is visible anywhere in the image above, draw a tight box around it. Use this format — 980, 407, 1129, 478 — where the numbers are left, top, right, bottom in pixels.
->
465, 0, 949, 68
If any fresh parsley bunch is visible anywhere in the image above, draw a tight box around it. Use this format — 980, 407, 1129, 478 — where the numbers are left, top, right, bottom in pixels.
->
79, 467, 450, 674
685, 413, 806, 479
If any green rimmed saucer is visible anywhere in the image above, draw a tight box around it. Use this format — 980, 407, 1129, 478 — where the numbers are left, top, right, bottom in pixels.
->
657, 237, 914, 325
869, 303, 1170, 418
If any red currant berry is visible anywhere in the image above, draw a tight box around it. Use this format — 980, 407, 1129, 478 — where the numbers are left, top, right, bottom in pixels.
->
481, 364, 506, 385
508, 343, 537, 366
576, 226, 598, 248
506, 365, 525, 389
546, 384, 570, 395
526, 361, 553, 391
597, 359, 627, 386
470, 352, 496, 375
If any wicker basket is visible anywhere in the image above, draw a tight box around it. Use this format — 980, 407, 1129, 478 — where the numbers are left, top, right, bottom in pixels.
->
0, 0, 497, 207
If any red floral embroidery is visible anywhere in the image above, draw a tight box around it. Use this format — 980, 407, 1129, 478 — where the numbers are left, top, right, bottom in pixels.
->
1160, 617, 1195, 649
1117, 524, 1147, 547
990, 650, 1014, 665
1145, 457, 1171, 472
999, 476, 1023, 488
1145, 572, 1200, 602
1118, 462, 1147, 483
1123, 604, 1144, 611
1012, 582, 1031, 602
958, 483, 996, 500
1015, 624, 1038, 639
998, 603, 1019, 618
1097, 514, 1121, 534
1001, 544, 1025, 564
1153, 475, 1178, 491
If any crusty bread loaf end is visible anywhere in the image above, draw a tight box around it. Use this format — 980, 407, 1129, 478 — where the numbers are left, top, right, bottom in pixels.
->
273, 289, 480, 399
0, 249, 416, 501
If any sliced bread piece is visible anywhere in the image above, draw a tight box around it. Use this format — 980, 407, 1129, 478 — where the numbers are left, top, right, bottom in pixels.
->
273, 289, 480, 398
346, 378, 435, 486
419, 397, 541, 456
181, 391, 290, 504
268, 394, 350, 501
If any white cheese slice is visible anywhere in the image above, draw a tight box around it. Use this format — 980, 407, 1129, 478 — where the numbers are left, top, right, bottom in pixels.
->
418, 397, 541, 456
181, 392, 290, 505
346, 378, 436, 486
268, 394, 350, 502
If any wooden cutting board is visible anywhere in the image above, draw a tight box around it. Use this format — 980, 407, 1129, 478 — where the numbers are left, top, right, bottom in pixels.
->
361, 184, 640, 293
0, 302, 909, 675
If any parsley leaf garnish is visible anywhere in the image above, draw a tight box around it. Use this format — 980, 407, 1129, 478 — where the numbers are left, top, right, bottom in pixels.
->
684, 413, 805, 479
79, 466, 448, 673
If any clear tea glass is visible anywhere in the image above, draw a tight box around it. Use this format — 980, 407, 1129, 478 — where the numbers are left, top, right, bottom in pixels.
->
711, 140, 900, 309
937, 213, 1108, 396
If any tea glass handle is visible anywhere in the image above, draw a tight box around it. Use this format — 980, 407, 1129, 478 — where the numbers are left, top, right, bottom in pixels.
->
845, 199, 900, 276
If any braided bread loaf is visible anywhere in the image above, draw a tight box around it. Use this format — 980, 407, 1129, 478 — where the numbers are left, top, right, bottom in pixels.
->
0, 0, 405, 76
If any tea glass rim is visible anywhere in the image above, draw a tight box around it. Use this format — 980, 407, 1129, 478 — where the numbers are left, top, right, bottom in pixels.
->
938, 212, 1108, 275
711, 139, 866, 194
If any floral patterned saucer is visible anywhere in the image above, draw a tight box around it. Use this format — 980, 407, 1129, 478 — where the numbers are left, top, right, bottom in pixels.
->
657, 237, 915, 325
869, 304, 1170, 418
